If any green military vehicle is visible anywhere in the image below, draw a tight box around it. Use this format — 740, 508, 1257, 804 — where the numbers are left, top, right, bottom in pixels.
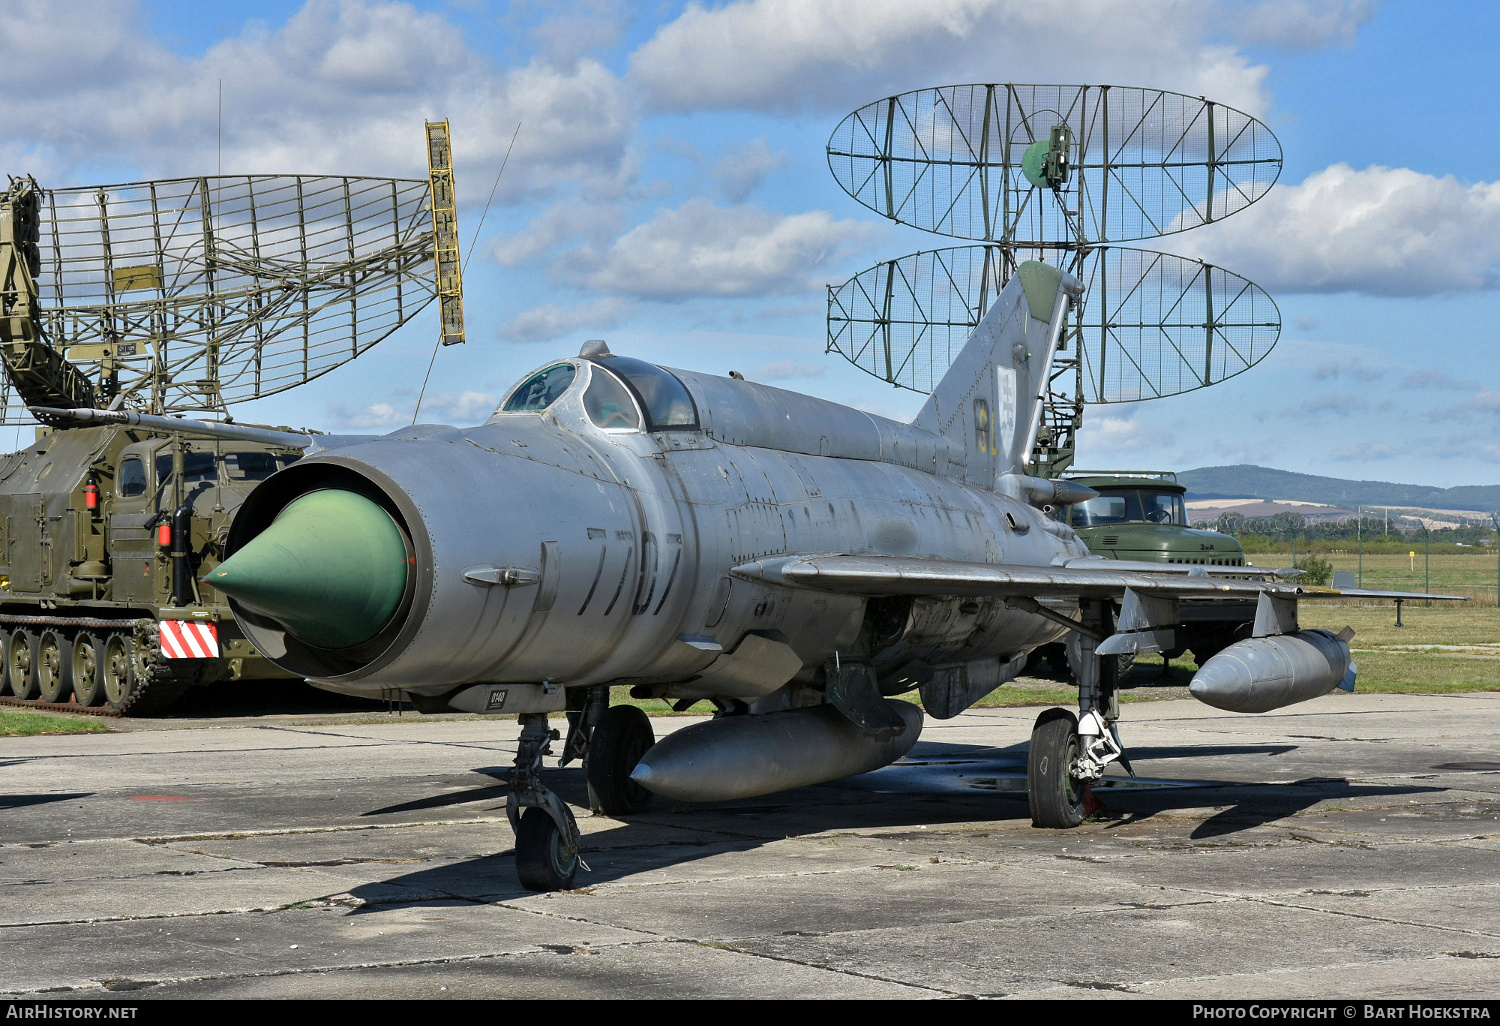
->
1058, 470, 1257, 665
0, 155, 449, 714
0, 426, 305, 713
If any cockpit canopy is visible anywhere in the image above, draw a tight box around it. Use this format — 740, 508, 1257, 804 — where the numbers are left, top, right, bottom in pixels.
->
497, 355, 698, 432
501, 363, 576, 413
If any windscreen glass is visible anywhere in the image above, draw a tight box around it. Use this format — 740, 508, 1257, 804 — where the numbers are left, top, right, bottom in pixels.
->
1070, 489, 1186, 526
156, 451, 218, 485
223, 452, 301, 481
119, 458, 147, 497
502, 363, 577, 412
583, 367, 641, 430
590, 356, 697, 430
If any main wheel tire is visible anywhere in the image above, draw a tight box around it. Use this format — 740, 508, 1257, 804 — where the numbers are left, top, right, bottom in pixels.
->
9, 628, 40, 701
586, 705, 655, 815
514, 807, 579, 892
102, 633, 136, 710
1028, 708, 1085, 829
72, 633, 105, 707
36, 630, 74, 704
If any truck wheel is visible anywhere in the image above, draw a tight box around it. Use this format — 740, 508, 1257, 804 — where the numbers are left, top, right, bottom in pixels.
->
72, 633, 105, 707
1028, 708, 1085, 829
9, 628, 40, 701
103, 633, 136, 710
586, 705, 655, 816
37, 630, 74, 704
0, 631, 10, 696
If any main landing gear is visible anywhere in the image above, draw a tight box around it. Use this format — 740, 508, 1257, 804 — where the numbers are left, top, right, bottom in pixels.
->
1028, 599, 1135, 829
507, 689, 657, 892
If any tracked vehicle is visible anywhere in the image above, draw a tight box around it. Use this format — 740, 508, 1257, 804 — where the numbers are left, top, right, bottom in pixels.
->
0, 424, 305, 712
0, 122, 463, 713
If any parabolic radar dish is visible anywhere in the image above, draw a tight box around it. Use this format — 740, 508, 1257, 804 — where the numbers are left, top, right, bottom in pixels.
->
3, 174, 437, 422
827, 245, 1280, 401
827, 83, 1282, 244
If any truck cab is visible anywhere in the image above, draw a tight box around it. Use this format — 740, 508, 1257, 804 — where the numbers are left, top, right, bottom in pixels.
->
1056, 470, 1254, 665
1063, 471, 1246, 566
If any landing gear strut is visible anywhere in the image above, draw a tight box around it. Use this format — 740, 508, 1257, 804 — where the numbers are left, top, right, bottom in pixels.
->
1028, 598, 1135, 828
508, 712, 585, 892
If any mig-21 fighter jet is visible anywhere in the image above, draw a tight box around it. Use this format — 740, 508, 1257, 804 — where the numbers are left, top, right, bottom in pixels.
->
45, 261, 1456, 891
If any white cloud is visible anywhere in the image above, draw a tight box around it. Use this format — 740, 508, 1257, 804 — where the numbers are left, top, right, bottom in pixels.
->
500, 298, 633, 343
1229, 0, 1375, 49
586, 198, 878, 299
1331, 441, 1397, 461
1189, 163, 1500, 295
490, 202, 626, 268
1470, 390, 1500, 413
421, 389, 501, 423
0, 1, 637, 202
630, 0, 1271, 116
329, 388, 498, 427
1292, 393, 1380, 416
1403, 370, 1479, 391
1078, 414, 1161, 452
1313, 359, 1383, 381
713, 138, 786, 202
329, 400, 406, 429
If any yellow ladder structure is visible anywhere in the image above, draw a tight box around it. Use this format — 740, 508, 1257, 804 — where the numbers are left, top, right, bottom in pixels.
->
425, 120, 465, 346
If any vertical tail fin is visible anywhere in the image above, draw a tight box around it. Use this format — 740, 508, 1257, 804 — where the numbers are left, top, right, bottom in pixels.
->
912, 260, 1079, 489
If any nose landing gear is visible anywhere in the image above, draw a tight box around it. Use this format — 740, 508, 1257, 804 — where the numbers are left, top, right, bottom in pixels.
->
508, 712, 585, 892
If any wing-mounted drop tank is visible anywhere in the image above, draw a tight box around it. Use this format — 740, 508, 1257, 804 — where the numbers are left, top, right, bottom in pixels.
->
1188, 594, 1356, 713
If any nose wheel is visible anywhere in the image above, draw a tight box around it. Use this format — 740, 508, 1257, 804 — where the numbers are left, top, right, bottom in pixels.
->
508, 712, 586, 892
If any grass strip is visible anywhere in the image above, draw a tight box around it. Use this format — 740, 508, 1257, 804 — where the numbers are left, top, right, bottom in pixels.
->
0, 709, 111, 736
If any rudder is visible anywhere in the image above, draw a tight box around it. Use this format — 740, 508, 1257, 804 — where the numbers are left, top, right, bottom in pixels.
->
912, 260, 1078, 489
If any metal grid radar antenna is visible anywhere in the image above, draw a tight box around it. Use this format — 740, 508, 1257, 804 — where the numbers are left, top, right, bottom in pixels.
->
825, 84, 1283, 476
0, 170, 440, 424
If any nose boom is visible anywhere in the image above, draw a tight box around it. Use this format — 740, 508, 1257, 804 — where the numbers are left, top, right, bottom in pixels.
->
205, 489, 409, 650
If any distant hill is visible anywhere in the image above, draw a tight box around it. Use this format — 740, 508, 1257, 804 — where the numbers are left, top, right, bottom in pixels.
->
1179, 465, 1500, 513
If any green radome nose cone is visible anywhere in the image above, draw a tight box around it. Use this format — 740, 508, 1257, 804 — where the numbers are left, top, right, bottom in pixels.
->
207, 489, 409, 650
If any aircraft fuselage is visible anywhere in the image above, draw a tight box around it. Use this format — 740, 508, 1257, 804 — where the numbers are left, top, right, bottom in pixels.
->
222, 356, 1086, 703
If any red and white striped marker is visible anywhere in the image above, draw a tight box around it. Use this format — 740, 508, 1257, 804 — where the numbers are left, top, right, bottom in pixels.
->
159, 620, 219, 659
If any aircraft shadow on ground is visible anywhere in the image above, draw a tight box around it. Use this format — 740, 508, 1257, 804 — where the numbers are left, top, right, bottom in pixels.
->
334, 739, 1444, 909
0, 792, 93, 810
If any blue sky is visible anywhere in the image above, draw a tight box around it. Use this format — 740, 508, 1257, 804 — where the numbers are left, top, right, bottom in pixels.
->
4, 0, 1498, 489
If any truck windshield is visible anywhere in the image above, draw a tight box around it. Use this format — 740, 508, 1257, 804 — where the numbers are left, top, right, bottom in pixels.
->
1071, 489, 1186, 527
155, 451, 300, 485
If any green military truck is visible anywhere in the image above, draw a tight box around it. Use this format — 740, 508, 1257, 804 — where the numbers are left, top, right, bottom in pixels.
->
1060, 470, 1256, 665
